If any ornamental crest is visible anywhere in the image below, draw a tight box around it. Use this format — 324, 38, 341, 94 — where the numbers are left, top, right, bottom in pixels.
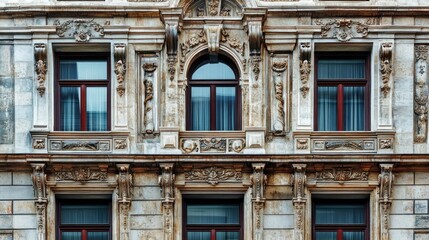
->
185, 166, 242, 185
316, 167, 369, 181
315, 19, 370, 42
55, 167, 108, 182
54, 19, 106, 42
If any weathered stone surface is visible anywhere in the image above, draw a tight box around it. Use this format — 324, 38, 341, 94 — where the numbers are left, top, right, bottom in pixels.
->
264, 214, 294, 229
13, 215, 37, 229
13, 201, 36, 214
0, 216, 12, 229
394, 172, 414, 185
264, 200, 293, 215
0, 186, 33, 199
391, 200, 414, 214
0, 77, 14, 145
133, 186, 162, 200
267, 173, 292, 185
392, 186, 429, 199
133, 173, 160, 186
265, 186, 293, 199
130, 200, 162, 215
0, 232, 12, 240
416, 172, 429, 184
12, 172, 32, 185
0, 173, 11, 185
0, 201, 12, 214
263, 229, 293, 240
416, 215, 429, 228
415, 200, 429, 214
390, 230, 414, 240
13, 230, 37, 240
129, 229, 163, 240
415, 233, 429, 240
390, 215, 415, 228
130, 215, 163, 229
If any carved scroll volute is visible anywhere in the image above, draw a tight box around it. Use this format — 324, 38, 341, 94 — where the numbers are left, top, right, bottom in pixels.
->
204, 24, 223, 55
116, 164, 132, 240
380, 43, 393, 98
379, 164, 394, 240
248, 22, 263, 56
292, 164, 307, 202
272, 59, 287, 134
159, 163, 175, 240
143, 63, 157, 134
414, 45, 429, 143
114, 43, 127, 97
31, 163, 47, 240
299, 42, 311, 98
34, 44, 47, 97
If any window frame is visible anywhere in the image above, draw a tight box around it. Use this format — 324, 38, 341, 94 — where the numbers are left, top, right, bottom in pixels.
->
56, 199, 112, 240
54, 52, 111, 131
186, 55, 242, 131
314, 52, 371, 131
312, 199, 370, 240
182, 198, 244, 240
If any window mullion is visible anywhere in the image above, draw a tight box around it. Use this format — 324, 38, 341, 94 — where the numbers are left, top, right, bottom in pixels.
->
337, 84, 344, 131
211, 229, 216, 240
211, 85, 216, 130
81, 85, 87, 131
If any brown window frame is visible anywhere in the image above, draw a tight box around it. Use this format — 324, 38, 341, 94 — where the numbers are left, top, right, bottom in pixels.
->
314, 52, 371, 131
182, 198, 244, 240
56, 199, 112, 240
312, 199, 370, 240
186, 55, 242, 131
54, 52, 111, 131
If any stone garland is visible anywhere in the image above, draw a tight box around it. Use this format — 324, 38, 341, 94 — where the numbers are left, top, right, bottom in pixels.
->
143, 63, 157, 134
34, 44, 47, 97
316, 19, 369, 42
414, 45, 429, 143
185, 166, 242, 185
54, 19, 105, 42
114, 43, 127, 97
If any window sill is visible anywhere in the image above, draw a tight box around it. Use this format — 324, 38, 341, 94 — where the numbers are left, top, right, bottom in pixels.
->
292, 131, 395, 153
30, 130, 129, 153
179, 131, 246, 154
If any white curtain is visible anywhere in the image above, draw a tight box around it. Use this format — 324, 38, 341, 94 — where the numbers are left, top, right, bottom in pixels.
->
344, 87, 365, 131
86, 87, 107, 131
191, 87, 210, 130
318, 87, 337, 131
60, 87, 81, 131
216, 87, 236, 131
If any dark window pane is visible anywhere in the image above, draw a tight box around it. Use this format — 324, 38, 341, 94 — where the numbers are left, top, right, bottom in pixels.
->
192, 62, 235, 80
318, 86, 337, 131
61, 204, 109, 224
318, 59, 365, 79
61, 232, 82, 240
60, 60, 107, 80
315, 232, 337, 240
343, 232, 365, 240
187, 204, 240, 224
344, 86, 365, 131
60, 87, 81, 131
187, 232, 211, 240
315, 204, 365, 224
191, 87, 210, 130
86, 87, 108, 131
88, 232, 109, 240
216, 87, 236, 130
216, 232, 240, 240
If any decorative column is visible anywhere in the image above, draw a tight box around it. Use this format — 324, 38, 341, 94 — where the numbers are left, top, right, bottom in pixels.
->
414, 45, 429, 143
142, 62, 158, 135
31, 164, 47, 240
114, 43, 128, 129
379, 42, 394, 129
379, 164, 394, 240
116, 164, 133, 240
251, 163, 267, 240
158, 163, 175, 240
292, 164, 307, 240
271, 58, 288, 135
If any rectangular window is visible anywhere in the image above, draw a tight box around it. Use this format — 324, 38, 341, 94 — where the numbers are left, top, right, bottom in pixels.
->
57, 200, 111, 240
183, 199, 242, 240
315, 53, 370, 131
313, 199, 369, 240
55, 53, 110, 131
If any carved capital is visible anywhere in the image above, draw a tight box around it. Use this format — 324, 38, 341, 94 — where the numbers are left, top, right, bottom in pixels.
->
292, 164, 307, 202
251, 163, 267, 202
299, 42, 311, 98
159, 163, 175, 202
34, 44, 47, 97
415, 45, 429, 62
379, 164, 394, 203
114, 43, 127, 97
380, 43, 393, 97
31, 164, 47, 203
204, 24, 223, 55
117, 164, 133, 203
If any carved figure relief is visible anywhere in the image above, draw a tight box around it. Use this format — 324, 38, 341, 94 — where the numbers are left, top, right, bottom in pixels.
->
34, 44, 47, 97
299, 43, 311, 98
55, 167, 107, 181
114, 44, 127, 96
251, 163, 266, 240
228, 139, 245, 153
54, 19, 105, 42
207, 0, 220, 16
185, 166, 242, 185
180, 138, 245, 153
272, 60, 287, 133
379, 139, 393, 149
33, 138, 46, 149
143, 63, 157, 134
415, 45, 429, 143
380, 43, 393, 97
379, 164, 394, 240
316, 19, 369, 42
316, 167, 369, 181
296, 139, 308, 150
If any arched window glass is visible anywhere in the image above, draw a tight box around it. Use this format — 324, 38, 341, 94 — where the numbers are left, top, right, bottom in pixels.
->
187, 56, 241, 131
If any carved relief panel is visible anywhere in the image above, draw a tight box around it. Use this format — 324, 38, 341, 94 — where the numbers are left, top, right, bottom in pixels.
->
270, 55, 289, 135
415, 45, 429, 143
139, 54, 159, 138
184, 0, 243, 17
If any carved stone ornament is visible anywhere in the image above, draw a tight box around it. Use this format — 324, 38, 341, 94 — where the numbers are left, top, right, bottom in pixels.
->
316, 167, 369, 181
166, 22, 179, 56
50, 140, 110, 151
296, 139, 308, 150
272, 60, 287, 133
251, 55, 262, 81
415, 45, 429, 143
251, 163, 267, 202
313, 140, 375, 151
200, 138, 226, 151
204, 24, 223, 55
316, 19, 369, 42
159, 163, 175, 202
55, 167, 107, 182
116, 164, 132, 240
180, 30, 207, 71
114, 43, 127, 97
228, 139, 246, 153
143, 62, 157, 134
34, 44, 47, 97
54, 19, 105, 42
379, 139, 393, 149
185, 166, 242, 185
115, 139, 127, 150
221, 29, 245, 56
248, 22, 263, 56
207, 0, 220, 16
167, 55, 177, 81
292, 164, 307, 240
33, 138, 46, 150
379, 164, 394, 240
181, 138, 245, 154
31, 164, 47, 240
299, 42, 311, 98
380, 43, 393, 97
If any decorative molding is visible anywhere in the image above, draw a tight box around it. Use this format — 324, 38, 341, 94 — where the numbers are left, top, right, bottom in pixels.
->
162, 201, 174, 240
380, 43, 393, 97
272, 60, 287, 133
180, 30, 207, 71
379, 139, 393, 149
114, 139, 127, 150
316, 167, 369, 181
55, 167, 107, 182
34, 44, 47, 97
180, 138, 245, 153
116, 164, 132, 240
207, 0, 220, 16
248, 21, 263, 56
204, 24, 223, 55
185, 166, 242, 185
54, 19, 105, 42
200, 138, 226, 152
167, 55, 177, 81
293, 201, 305, 240
415, 45, 429, 143
36, 202, 47, 240
296, 139, 308, 150
299, 42, 311, 98
221, 29, 245, 56
292, 164, 307, 240
316, 19, 369, 42
159, 163, 175, 202
379, 164, 394, 240
50, 140, 111, 151
114, 43, 127, 97
33, 138, 46, 149
313, 140, 375, 151
143, 62, 157, 134
31, 163, 47, 240
251, 55, 262, 81
251, 163, 266, 240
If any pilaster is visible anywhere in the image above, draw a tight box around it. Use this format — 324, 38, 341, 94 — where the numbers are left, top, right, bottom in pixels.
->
116, 164, 133, 240
379, 164, 394, 240
31, 163, 47, 240
251, 163, 267, 240
159, 163, 175, 240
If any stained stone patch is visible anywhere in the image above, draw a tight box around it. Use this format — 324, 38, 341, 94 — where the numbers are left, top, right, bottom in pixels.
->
416, 215, 429, 228
415, 200, 429, 214
0, 78, 14, 144
415, 233, 429, 240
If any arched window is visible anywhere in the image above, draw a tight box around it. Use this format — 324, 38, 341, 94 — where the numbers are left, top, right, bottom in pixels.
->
187, 55, 241, 131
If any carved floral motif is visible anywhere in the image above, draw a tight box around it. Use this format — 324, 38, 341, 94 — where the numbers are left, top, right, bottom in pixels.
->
379, 164, 394, 240
380, 43, 393, 97
316, 167, 369, 181
221, 29, 245, 56
55, 167, 107, 181
299, 43, 311, 98
34, 44, 47, 97
114, 44, 127, 96
207, 0, 220, 16
180, 30, 206, 71
296, 139, 308, 150
115, 139, 127, 150
185, 166, 242, 185
316, 19, 369, 42
54, 19, 105, 42
200, 138, 226, 151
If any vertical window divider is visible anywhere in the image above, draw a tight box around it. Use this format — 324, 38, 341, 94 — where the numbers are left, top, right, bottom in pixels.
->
338, 84, 344, 131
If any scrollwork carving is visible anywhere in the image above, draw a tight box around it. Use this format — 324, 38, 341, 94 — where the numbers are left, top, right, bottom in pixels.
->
34, 44, 47, 97
221, 29, 245, 56
299, 42, 311, 98
251, 163, 267, 202
207, 0, 220, 16
159, 163, 175, 202
248, 22, 263, 56
316, 167, 369, 181
185, 166, 242, 185
204, 24, 223, 55
316, 19, 369, 42
54, 19, 105, 42
180, 30, 206, 72
114, 43, 127, 97
55, 167, 107, 182
200, 138, 226, 152
380, 43, 393, 97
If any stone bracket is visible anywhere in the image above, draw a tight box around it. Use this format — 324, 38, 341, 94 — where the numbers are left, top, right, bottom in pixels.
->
159, 163, 175, 240
34, 43, 47, 97
204, 24, 223, 55
116, 164, 132, 240
299, 42, 311, 98
161, 9, 182, 56
114, 43, 127, 97
380, 43, 393, 98
31, 163, 47, 240
244, 9, 267, 56
379, 164, 394, 240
